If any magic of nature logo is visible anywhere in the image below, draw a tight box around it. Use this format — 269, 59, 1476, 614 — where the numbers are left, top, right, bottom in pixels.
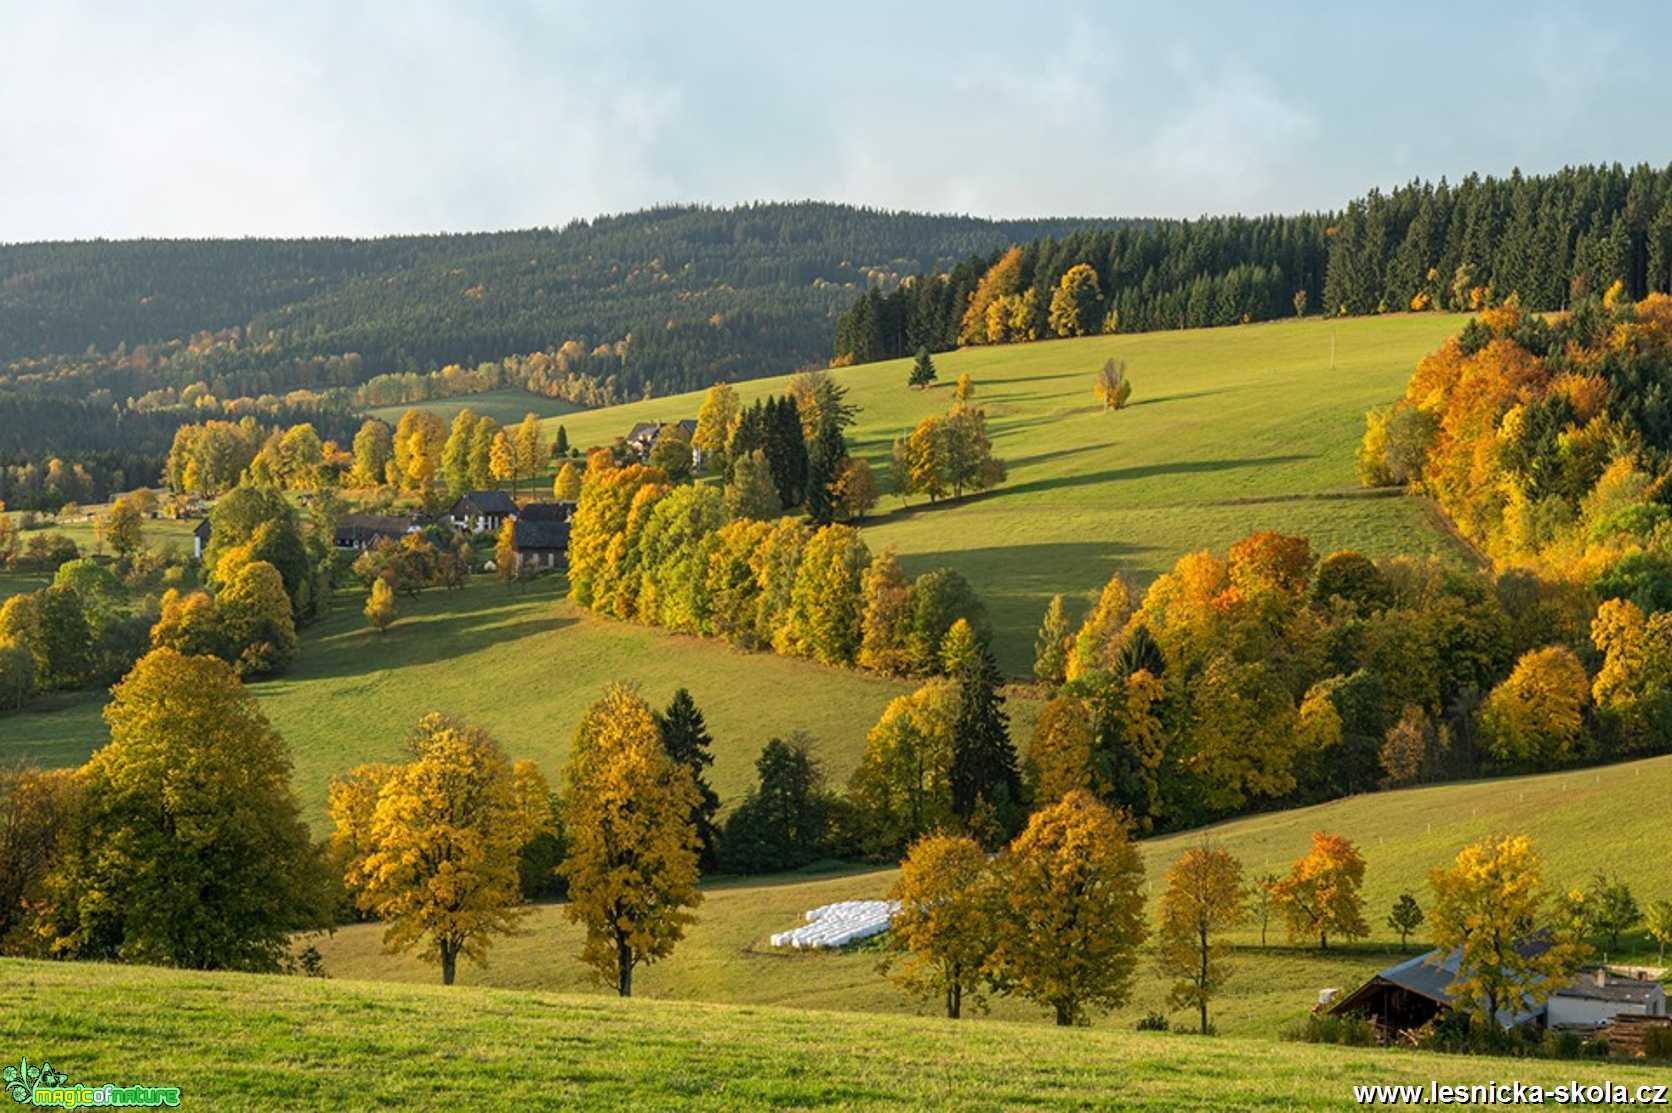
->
4, 1056, 181, 1108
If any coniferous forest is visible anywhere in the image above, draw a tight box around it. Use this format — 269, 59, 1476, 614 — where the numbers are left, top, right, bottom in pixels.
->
834, 163, 1672, 362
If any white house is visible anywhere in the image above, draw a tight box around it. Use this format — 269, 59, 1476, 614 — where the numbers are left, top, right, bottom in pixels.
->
1547, 968, 1667, 1030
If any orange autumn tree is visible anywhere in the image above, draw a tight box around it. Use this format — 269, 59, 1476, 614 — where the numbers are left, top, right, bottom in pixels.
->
1272, 831, 1369, 950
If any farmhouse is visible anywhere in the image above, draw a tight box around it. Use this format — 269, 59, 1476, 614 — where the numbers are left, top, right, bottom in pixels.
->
516, 500, 575, 525
191, 518, 212, 559
1329, 942, 1667, 1039
334, 513, 421, 551
447, 490, 517, 535
624, 419, 702, 468
507, 517, 570, 573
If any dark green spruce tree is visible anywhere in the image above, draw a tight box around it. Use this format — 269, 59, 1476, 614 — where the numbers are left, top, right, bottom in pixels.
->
948, 641, 1020, 844
909, 347, 938, 389
655, 688, 722, 870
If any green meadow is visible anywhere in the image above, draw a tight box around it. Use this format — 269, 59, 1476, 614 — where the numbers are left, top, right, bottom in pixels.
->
4, 957, 1666, 1111
545, 314, 1476, 672
1, 576, 960, 826
307, 752, 1672, 1036
368, 386, 582, 427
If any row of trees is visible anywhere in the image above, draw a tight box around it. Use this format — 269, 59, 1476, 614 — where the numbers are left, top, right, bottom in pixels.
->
835, 163, 1672, 365
1016, 530, 1671, 837
567, 454, 986, 674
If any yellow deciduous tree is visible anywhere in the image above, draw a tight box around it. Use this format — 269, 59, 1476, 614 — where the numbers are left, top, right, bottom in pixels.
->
1094, 358, 1132, 410
330, 713, 549, 986
1048, 263, 1102, 338
1272, 831, 1369, 950
1428, 834, 1584, 1035
559, 683, 702, 996
364, 577, 396, 634
1479, 645, 1589, 768
848, 679, 959, 854
988, 790, 1147, 1026
1067, 571, 1131, 681
692, 382, 740, 468
884, 832, 994, 1019
1026, 693, 1096, 806
553, 460, 583, 501
1157, 843, 1247, 1034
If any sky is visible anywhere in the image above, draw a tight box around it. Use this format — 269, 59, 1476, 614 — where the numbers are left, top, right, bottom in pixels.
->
2, 0, 1669, 242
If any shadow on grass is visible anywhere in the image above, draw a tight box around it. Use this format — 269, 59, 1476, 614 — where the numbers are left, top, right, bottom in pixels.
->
891, 541, 1156, 604
881, 454, 1314, 516
258, 583, 577, 686
1127, 388, 1228, 409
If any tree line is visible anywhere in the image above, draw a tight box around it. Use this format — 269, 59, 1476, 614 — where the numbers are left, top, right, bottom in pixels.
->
835, 162, 1672, 364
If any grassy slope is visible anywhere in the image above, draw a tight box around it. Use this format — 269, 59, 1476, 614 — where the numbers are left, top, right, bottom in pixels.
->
1, 576, 967, 827
368, 387, 582, 427
308, 754, 1672, 1037
5, 960, 1666, 1111
546, 314, 1473, 673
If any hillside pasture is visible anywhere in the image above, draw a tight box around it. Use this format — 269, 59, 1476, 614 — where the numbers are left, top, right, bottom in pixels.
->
368, 387, 583, 427
309, 752, 1672, 1035
544, 314, 1474, 673
1, 576, 963, 827
8, 958, 1667, 1111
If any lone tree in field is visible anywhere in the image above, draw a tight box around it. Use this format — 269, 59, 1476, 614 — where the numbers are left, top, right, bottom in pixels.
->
1387, 892, 1425, 952
1429, 835, 1583, 1036
330, 713, 549, 986
909, 347, 938, 390
364, 577, 396, 634
954, 372, 974, 402
1094, 358, 1132, 411
42, 648, 321, 970
560, 683, 703, 997
884, 832, 994, 1019
1272, 831, 1369, 950
1157, 843, 1247, 1035
988, 790, 1147, 1026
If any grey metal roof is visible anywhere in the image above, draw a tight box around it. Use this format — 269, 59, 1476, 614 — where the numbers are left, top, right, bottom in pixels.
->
1553, 973, 1665, 1004
512, 518, 570, 551
451, 490, 516, 516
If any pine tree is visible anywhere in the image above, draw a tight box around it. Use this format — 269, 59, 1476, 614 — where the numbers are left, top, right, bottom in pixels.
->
909, 348, 938, 389
655, 688, 721, 870
554, 425, 570, 458
805, 405, 848, 526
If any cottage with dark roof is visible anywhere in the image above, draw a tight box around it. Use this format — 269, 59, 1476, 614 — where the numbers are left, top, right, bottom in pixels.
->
192, 518, 213, 560
516, 500, 575, 525
447, 490, 518, 535
334, 513, 421, 551
509, 517, 570, 573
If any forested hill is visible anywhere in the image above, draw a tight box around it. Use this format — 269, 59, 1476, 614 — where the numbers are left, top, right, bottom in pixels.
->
0, 204, 1126, 395
835, 162, 1672, 362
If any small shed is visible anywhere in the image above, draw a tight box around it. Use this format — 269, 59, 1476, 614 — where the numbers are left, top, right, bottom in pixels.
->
192, 518, 213, 560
